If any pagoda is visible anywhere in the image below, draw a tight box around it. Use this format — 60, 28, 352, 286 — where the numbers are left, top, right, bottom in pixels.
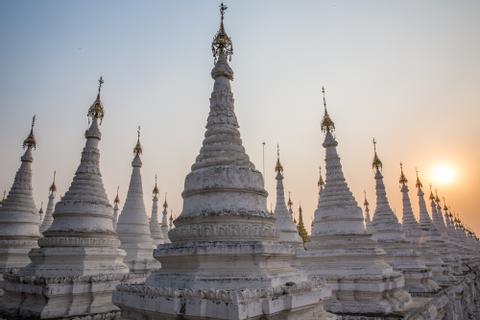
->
113, 4, 333, 319
299, 88, 411, 315
273, 145, 303, 247
40, 171, 57, 233
150, 175, 165, 246
369, 142, 438, 294
161, 195, 170, 243
1, 78, 130, 319
116, 128, 159, 277
0, 117, 41, 275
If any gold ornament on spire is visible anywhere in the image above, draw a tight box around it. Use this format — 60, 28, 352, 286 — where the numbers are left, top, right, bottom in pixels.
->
49, 170, 57, 194
318, 166, 324, 188
399, 162, 408, 185
23, 115, 37, 149
212, 2, 233, 62
114, 186, 120, 205
415, 168, 423, 190
275, 144, 283, 173
320, 86, 335, 133
371, 138, 383, 171
133, 126, 143, 155
435, 189, 441, 203
363, 190, 370, 212
163, 192, 168, 210
429, 184, 435, 201
39, 202, 43, 215
153, 175, 159, 197
169, 210, 174, 228
297, 205, 309, 244
88, 76, 105, 123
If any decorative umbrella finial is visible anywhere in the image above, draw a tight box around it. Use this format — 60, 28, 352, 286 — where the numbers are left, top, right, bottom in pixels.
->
320, 86, 335, 133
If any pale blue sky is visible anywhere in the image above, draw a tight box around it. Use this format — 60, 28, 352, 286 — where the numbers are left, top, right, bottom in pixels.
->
1, 1, 479, 232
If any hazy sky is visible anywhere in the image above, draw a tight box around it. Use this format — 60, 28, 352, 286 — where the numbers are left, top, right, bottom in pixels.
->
1, 1, 479, 233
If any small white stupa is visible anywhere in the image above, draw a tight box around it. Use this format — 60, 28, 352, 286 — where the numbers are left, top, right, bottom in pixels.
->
113, 186, 120, 230
273, 145, 303, 248
116, 127, 160, 276
1, 78, 130, 319
369, 143, 438, 295
161, 195, 170, 243
299, 88, 411, 315
0, 117, 41, 275
40, 171, 57, 233
114, 5, 333, 319
150, 175, 165, 246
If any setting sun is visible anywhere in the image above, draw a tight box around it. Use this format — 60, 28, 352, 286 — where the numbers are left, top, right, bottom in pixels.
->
431, 164, 457, 185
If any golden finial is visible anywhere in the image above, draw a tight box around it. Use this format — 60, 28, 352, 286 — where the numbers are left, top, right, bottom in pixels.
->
49, 170, 57, 194
163, 192, 168, 210
363, 190, 370, 212
442, 197, 448, 211
39, 201, 43, 215
318, 166, 324, 188
23, 115, 37, 149
320, 86, 335, 133
435, 189, 441, 203
87, 76, 105, 123
415, 168, 423, 190
169, 210, 174, 228
114, 186, 120, 205
212, 2, 233, 62
399, 162, 408, 185
287, 191, 293, 210
275, 144, 283, 173
1, 190, 6, 204
297, 204, 309, 243
133, 126, 143, 155
153, 174, 159, 197
371, 138, 383, 171
429, 184, 435, 201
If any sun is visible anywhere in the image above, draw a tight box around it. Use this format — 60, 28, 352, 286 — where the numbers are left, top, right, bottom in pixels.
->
431, 164, 457, 185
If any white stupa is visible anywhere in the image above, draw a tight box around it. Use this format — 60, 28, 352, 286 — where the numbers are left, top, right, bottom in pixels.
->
40, 171, 57, 233
299, 88, 411, 315
149, 175, 165, 246
160, 195, 170, 243
116, 128, 160, 276
1, 78, 130, 319
114, 5, 333, 319
273, 145, 303, 247
0, 117, 41, 275
415, 171, 454, 286
113, 186, 120, 230
369, 144, 438, 295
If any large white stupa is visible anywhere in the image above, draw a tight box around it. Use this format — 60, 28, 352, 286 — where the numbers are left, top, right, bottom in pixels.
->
1, 78, 130, 319
113, 4, 333, 319
116, 128, 159, 277
299, 88, 411, 315
0, 117, 41, 276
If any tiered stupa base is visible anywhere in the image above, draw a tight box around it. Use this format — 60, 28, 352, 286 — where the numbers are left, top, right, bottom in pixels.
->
114, 240, 334, 320
300, 234, 412, 315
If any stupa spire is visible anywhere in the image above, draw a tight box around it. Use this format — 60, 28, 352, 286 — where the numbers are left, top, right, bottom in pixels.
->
116, 128, 159, 275
416, 169, 433, 230
0, 117, 41, 273
87, 76, 104, 124
434, 190, 447, 231
161, 192, 169, 243
113, 186, 120, 229
212, 2, 233, 62
273, 145, 302, 246
38, 202, 44, 221
297, 205, 309, 244
429, 185, 443, 233
363, 191, 371, 228
399, 163, 420, 233
0, 190, 6, 207
150, 174, 164, 246
40, 170, 57, 233
320, 86, 335, 133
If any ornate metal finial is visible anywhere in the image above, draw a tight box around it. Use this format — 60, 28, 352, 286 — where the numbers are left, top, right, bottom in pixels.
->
435, 189, 441, 203
363, 190, 370, 211
372, 138, 383, 171
114, 186, 120, 205
49, 170, 57, 194
399, 162, 408, 185
318, 166, 325, 188
88, 76, 105, 123
133, 126, 143, 155
169, 210, 174, 228
287, 191, 293, 210
163, 192, 168, 209
415, 167, 423, 190
39, 201, 43, 215
212, 2, 233, 62
275, 144, 283, 173
429, 184, 435, 200
320, 86, 335, 133
153, 174, 159, 197
23, 115, 37, 149
443, 196, 448, 211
